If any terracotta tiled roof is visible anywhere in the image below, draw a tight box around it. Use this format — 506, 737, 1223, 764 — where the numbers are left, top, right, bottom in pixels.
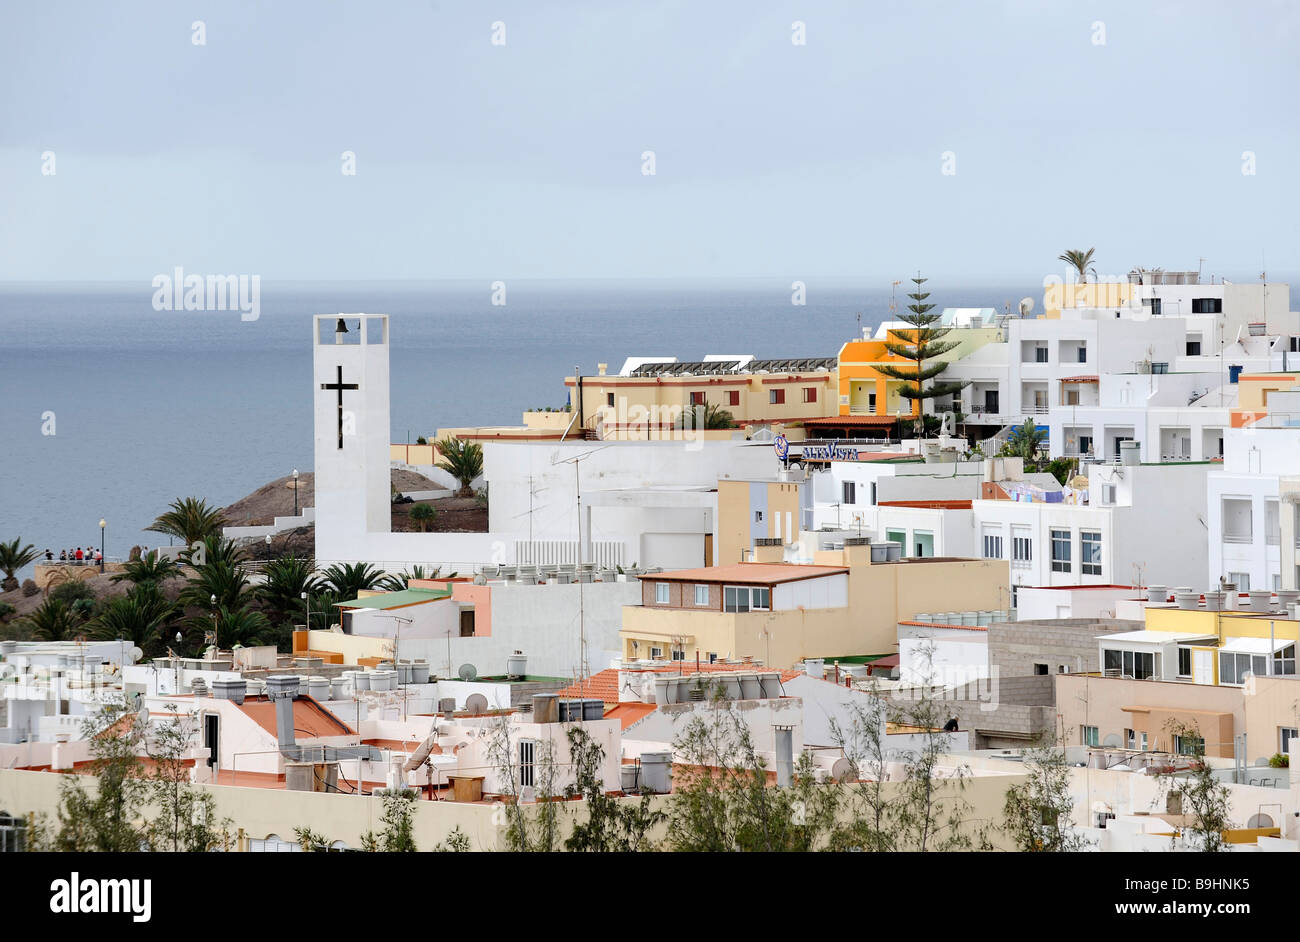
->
235, 696, 356, 739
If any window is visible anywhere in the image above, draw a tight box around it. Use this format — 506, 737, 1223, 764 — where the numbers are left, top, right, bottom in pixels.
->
1035, 346, 1049, 363
671, 647, 686, 661
1100, 483, 1116, 504
1222, 498, 1252, 543
1191, 298, 1223, 314
1082, 726, 1099, 747
690, 391, 705, 406
1050, 528, 1072, 573
724, 586, 770, 612
694, 584, 709, 607
803, 387, 817, 403
1080, 531, 1102, 576
770, 389, 785, 405
1274, 644, 1296, 676
519, 740, 537, 788
1281, 727, 1299, 755
1077, 345, 1087, 363
1266, 500, 1280, 546
886, 528, 906, 547
1174, 734, 1203, 756
1229, 571, 1250, 592
655, 582, 670, 604
1104, 649, 1155, 680
1177, 647, 1192, 677
727, 390, 740, 406
1033, 663, 1048, 675
842, 481, 856, 505
1219, 651, 1268, 685
606, 392, 615, 407
1011, 529, 1032, 567
1186, 340, 1202, 356
650, 646, 663, 659
0, 812, 26, 853
754, 510, 763, 523
982, 532, 1003, 559
1064, 388, 1079, 406
870, 482, 877, 506
1150, 362, 1169, 374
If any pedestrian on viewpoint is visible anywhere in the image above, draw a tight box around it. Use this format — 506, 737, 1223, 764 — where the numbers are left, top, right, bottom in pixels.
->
75, 547, 84, 563
59, 550, 67, 562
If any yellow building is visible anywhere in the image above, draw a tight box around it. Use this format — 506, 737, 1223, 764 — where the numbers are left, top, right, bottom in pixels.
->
619, 541, 1009, 667
567, 357, 840, 440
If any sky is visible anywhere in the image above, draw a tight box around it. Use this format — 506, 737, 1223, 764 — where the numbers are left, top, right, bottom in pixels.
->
1, 0, 1297, 284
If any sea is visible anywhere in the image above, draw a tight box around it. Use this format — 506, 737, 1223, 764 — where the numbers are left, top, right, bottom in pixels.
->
0, 279, 1035, 575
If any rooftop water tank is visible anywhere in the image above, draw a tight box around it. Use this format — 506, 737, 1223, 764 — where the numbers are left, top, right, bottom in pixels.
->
639, 752, 673, 794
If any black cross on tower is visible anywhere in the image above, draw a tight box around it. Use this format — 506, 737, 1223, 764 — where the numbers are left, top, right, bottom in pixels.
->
321, 364, 359, 449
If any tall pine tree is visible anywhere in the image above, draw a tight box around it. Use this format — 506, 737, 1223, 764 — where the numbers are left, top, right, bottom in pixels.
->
874, 273, 968, 437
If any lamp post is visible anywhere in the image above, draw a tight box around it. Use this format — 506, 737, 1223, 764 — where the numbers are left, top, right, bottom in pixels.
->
174, 631, 183, 689
302, 591, 310, 632
264, 533, 272, 563
292, 469, 300, 516
98, 519, 106, 572
210, 594, 217, 651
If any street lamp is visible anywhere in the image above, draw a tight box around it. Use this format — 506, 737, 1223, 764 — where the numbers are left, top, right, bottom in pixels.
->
98, 519, 106, 572
264, 533, 272, 562
210, 594, 217, 650
292, 469, 299, 516
302, 590, 310, 632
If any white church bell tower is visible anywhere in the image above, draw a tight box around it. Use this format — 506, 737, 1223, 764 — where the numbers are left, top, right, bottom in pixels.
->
313, 314, 391, 550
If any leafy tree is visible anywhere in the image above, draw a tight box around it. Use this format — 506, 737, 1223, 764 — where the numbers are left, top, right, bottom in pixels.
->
145, 705, 231, 851
49, 579, 97, 608
52, 701, 150, 852
0, 537, 40, 592
486, 715, 560, 851
146, 497, 228, 546
1058, 247, 1097, 283
111, 550, 181, 588
294, 826, 332, 852
360, 789, 418, 852
827, 687, 897, 851
1156, 720, 1232, 852
435, 437, 484, 497
320, 561, 385, 601
408, 503, 437, 532
1002, 737, 1091, 851
667, 687, 837, 852
873, 274, 968, 438
564, 726, 664, 851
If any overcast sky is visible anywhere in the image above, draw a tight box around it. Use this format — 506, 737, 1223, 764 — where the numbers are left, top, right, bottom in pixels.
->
1, 0, 1297, 283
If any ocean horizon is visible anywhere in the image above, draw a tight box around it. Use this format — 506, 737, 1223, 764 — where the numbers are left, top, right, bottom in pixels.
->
1, 278, 1040, 573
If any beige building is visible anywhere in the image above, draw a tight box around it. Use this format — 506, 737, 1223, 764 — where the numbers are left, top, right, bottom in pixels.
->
715, 477, 805, 566
1056, 671, 1300, 762
619, 541, 1009, 667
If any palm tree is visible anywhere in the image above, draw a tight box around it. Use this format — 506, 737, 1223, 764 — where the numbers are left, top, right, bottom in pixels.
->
146, 497, 228, 546
1002, 419, 1047, 462
180, 547, 254, 614
1058, 248, 1097, 284
182, 535, 246, 569
409, 503, 437, 532
257, 556, 320, 628
306, 588, 340, 631
678, 402, 737, 430
92, 584, 176, 653
110, 550, 181, 588
379, 565, 433, 592
320, 562, 385, 601
208, 604, 272, 649
0, 538, 40, 592
24, 598, 81, 642
435, 438, 484, 497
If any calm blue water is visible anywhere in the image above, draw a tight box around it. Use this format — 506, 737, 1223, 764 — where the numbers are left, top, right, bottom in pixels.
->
0, 280, 1032, 569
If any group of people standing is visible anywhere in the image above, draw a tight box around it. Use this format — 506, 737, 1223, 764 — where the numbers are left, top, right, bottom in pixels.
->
50, 547, 102, 565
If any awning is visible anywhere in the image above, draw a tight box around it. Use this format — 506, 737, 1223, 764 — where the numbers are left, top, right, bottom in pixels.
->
1220, 636, 1292, 655
1060, 375, 1099, 384
802, 415, 899, 427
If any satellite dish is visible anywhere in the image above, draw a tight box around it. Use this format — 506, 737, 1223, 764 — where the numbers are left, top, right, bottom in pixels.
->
465, 693, 488, 714
129, 646, 144, 661
458, 663, 478, 681
829, 757, 856, 783
1018, 296, 1035, 317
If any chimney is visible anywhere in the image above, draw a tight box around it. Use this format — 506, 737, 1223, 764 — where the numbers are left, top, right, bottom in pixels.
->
774, 726, 794, 787
597, 363, 608, 376
266, 675, 300, 758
